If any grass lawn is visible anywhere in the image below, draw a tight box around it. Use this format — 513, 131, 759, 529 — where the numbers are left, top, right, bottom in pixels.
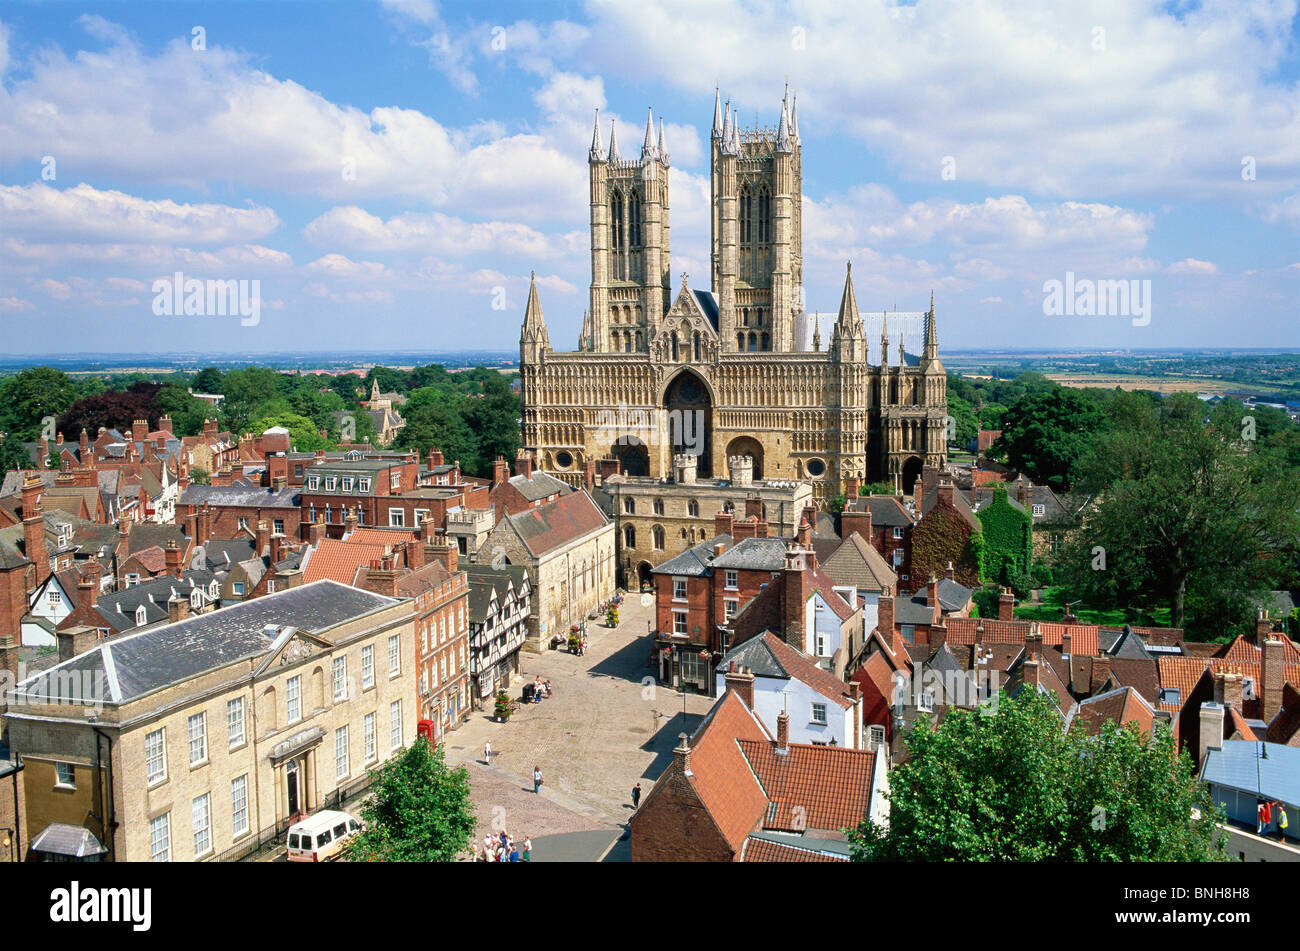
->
1008, 586, 1173, 627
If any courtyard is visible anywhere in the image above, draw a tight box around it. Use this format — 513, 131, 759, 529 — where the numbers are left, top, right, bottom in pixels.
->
442, 592, 716, 861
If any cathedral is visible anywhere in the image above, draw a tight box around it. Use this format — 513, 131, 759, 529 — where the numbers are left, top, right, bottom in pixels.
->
519, 87, 947, 505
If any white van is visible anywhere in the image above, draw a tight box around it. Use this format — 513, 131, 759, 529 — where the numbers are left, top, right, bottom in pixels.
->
286, 810, 364, 862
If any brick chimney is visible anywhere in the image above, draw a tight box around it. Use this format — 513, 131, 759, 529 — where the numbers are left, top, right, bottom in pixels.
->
840, 503, 873, 547
308, 516, 325, 547
672, 732, 691, 774
1256, 610, 1273, 642
936, 481, 955, 508
344, 507, 358, 535
598, 457, 621, 482
944, 561, 955, 581
515, 449, 533, 479
584, 458, 596, 493
714, 510, 734, 537
847, 681, 863, 748
877, 589, 895, 639
183, 512, 197, 543
492, 455, 509, 488
428, 541, 458, 573
132, 418, 148, 445
1262, 633, 1284, 723
797, 517, 812, 549
998, 586, 1015, 621
363, 557, 400, 597
21, 475, 50, 584
36, 439, 48, 469
1213, 668, 1244, 711
77, 565, 99, 609
168, 593, 189, 624
776, 711, 789, 752
724, 663, 755, 710
745, 495, 764, 521
255, 520, 270, 557
1061, 629, 1072, 658
405, 539, 425, 570
1023, 652, 1041, 689
269, 534, 284, 565
927, 574, 939, 609
165, 539, 184, 579
781, 544, 807, 650
428, 448, 443, 469
846, 475, 861, 499
1198, 701, 1225, 767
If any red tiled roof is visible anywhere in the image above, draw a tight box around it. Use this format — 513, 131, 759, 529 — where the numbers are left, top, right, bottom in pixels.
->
344, 527, 418, 546
1223, 633, 1300, 665
1074, 686, 1155, 736
737, 739, 877, 833
855, 650, 897, 703
677, 692, 771, 853
302, 538, 391, 585
506, 490, 608, 557
1226, 706, 1258, 742
741, 838, 847, 862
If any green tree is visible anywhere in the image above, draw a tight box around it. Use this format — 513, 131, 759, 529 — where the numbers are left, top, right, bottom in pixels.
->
0, 435, 33, 474
850, 690, 1225, 861
994, 387, 1106, 489
221, 367, 281, 434
0, 367, 78, 440
396, 387, 477, 471
859, 481, 896, 496
1060, 391, 1300, 634
156, 384, 210, 436
945, 393, 979, 450
347, 738, 476, 863
250, 412, 336, 452
190, 367, 225, 394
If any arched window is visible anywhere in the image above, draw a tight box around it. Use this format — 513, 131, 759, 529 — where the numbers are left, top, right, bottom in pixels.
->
741, 308, 749, 327
739, 186, 752, 245
748, 332, 758, 352
737, 333, 745, 350
688, 499, 699, 517
623, 525, 636, 548
761, 332, 770, 351
624, 331, 632, 353
653, 499, 665, 515
610, 191, 624, 251
652, 525, 665, 550
629, 190, 643, 248
671, 333, 679, 362
694, 333, 702, 361
635, 330, 644, 350
758, 186, 772, 243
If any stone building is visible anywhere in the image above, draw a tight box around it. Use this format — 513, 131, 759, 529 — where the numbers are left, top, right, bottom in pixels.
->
520, 88, 947, 504
605, 451, 812, 589
4, 581, 415, 861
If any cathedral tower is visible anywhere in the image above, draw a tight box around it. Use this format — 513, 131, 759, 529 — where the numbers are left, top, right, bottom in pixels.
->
588, 108, 672, 354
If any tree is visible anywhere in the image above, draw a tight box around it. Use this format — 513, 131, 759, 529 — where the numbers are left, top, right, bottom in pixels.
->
0, 367, 78, 440
221, 367, 281, 434
0, 436, 32, 475
945, 393, 979, 450
57, 381, 162, 437
250, 412, 336, 452
849, 690, 1225, 861
1060, 392, 1300, 634
859, 481, 896, 496
190, 367, 225, 394
396, 387, 477, 471
347, 738, 476, 862
156, 384, 210, 436
994, 387, 1106, 489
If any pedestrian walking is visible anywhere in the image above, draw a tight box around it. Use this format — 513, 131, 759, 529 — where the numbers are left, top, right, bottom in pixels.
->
484, 740, 492, 765
533, 765, 543, 794
1279, 804, 1289, 841
632, 782, 642, 810
522, 836, 532, 862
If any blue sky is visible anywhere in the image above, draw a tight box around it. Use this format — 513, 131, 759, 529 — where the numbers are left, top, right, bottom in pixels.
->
0, 0, 1296, 355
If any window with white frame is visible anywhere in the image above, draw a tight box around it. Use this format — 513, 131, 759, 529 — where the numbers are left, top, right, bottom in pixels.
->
724, 598, 739, 621
149, 812, 171, 862
55, 762, 76, 788
286, 674, 302, 724
364, 712, 377, 764
325, 477, 336, 491
892, 549, 904, 567
273, 518, 285, 535
868, 725, 886, 749
333, 656, 348, 702
231, 775, 249, 838
341, 477, 353, 492
335, 726, 349, 779
389, 699, 402, 750
362, 644, 374, 689
188, 712, 207, 765
192, 793, 211, 857
227, 697, 245, 749
724, 570, 738, 590
388, 634, 401, 676
811, 702, 827, 724
232, 581, 245, 597
918, 692, 934, 713
673, 610, 688, 635
1032, 503, 1045, 517
673, 577, 687, 601
893, 526, 903, 539
389, 509, 405, 528
145, 728, 166, 785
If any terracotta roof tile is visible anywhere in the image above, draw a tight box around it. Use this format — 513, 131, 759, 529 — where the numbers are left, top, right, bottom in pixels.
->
741, 838, 847, 862
737, 740, 876, 833
758, 633, 856, 709
302, 538, 392, 585
678, 692, 771, 852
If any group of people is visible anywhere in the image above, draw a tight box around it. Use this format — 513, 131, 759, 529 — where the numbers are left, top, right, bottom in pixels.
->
482, 830, 531, 862
1257, 799, 1290, 840
529, 676, 552, 702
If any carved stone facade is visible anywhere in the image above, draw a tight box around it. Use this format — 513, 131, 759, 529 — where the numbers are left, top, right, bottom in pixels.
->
520, 89, 947, 506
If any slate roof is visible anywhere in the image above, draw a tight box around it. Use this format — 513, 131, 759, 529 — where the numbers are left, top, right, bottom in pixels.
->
1202, 741, 1300, 801
844, 494, 915, 527
720, 632, 855, 709
820, 533, 897, 592
651, 535, 733, 577
202, 538, 257, 570
18, 580, 399, 705
506, 470, 571, 503
710, 536, 788, 571
93, 569, 219, 634
692, 289, 720, 330
180, 484, 300, 508
505, 490, 608, 558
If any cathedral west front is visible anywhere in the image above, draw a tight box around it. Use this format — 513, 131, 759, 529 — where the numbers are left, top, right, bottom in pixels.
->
519, 87, 947, 505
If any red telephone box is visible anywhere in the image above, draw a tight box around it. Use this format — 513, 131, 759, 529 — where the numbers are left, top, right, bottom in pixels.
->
417, 719, 436, 742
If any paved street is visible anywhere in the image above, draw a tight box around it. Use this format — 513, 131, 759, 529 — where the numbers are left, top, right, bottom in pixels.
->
443, 592, 715, 860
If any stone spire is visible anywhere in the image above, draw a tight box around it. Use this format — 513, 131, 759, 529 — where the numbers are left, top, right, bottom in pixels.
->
727, 104, 740, 153
642, 107, 656, 161
521, 270, 549, 353
880, 310, 890, 366
608, 118, 620, 163
776, 87, 793, 153
812, 315, 821, 351
658, 117, 668, 165
720, 101, 736, 155
924, 289, 939, 360
791, 93, 800, 140
588, 108, 605, 162
712, 85, 724, 139
836, 261, 860, 330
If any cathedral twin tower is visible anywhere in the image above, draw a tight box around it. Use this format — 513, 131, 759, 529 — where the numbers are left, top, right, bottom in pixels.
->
520, 87, 947, 503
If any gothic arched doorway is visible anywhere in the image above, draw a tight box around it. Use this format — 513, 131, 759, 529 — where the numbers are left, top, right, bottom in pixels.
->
664, 370, 712, 477
725, 436, 764, 480
612, 436, 649, 477
637, 561, 654, 591
901, 455, 924, 494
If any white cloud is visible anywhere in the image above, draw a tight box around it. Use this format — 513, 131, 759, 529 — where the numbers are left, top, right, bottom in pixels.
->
0, 183, 280, 245
1165, 257, 1217, 275
303, 205, 575, 260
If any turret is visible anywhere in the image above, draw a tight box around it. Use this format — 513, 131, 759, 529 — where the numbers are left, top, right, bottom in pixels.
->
588, 108, 606, 163
520, 271, 550, 365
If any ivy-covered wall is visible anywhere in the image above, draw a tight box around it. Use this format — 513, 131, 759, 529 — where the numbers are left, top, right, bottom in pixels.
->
911, 502, 981, 590
976, 485, 1033, 586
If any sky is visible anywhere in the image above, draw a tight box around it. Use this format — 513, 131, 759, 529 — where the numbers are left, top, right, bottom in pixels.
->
0, 0, 1296, 356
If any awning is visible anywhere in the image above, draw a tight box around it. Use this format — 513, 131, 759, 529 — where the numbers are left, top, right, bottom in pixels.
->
30, 822, 107, 858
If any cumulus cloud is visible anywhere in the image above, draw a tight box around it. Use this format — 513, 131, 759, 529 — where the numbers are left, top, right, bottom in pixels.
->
1165, 257, 1217, 275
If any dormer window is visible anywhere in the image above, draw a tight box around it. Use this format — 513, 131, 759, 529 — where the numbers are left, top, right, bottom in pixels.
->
342, 478, 353, 492
325, 477, 336, 491
359, 478, 371, 492
1032, 504, 1045, 517
308, 477, 320, 490
135, 605, 147, 625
